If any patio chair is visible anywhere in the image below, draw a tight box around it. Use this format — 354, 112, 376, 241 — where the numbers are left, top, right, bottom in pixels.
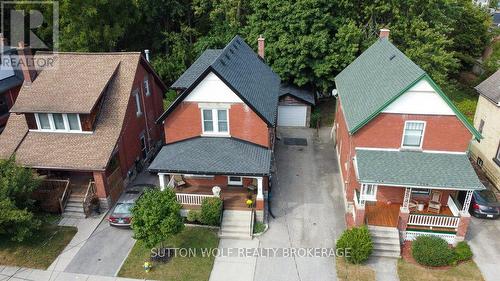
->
408, 200, 419, 212
173, 175, 186, 188
427, 191, 442, 213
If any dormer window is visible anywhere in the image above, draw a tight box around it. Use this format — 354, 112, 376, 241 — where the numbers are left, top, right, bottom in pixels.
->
35, 113, 82, 132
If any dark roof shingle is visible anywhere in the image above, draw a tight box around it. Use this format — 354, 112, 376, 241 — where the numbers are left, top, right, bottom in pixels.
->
475, 70, 500, 104
279, 84, 315, 105
148, 137, 272, 176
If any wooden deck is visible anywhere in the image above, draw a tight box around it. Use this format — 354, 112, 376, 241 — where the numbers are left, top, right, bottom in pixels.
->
365, 202, 454, 227
174, 185, 254, 210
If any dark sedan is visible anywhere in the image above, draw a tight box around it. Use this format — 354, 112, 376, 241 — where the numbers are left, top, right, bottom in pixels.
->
108, 184, 155, 227
470, 190, 500, 219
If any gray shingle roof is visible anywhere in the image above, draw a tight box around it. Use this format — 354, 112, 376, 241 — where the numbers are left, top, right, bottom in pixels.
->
355, 149, 485, 190
161, 35, 280, 126
335, 38, 425, 133
171, 49, 222, 89
148, 137, 272, 176
0, 47, 24, 93
279, 84, 315, 105
475, 70, 500, 104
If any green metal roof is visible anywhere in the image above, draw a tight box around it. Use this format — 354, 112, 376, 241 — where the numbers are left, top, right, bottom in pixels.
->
335, 38, 482, 140
355, 149, 485, 190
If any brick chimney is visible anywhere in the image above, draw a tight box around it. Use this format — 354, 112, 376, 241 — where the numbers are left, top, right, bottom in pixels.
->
258, 35, 265, 59
17, 41, 37, 83
379, 28, 390, 39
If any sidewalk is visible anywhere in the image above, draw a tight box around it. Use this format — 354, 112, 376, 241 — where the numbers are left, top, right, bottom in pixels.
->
0, 265, 153, 281
209, 238, 259, 281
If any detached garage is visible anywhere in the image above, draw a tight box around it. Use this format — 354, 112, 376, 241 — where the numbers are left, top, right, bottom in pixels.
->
278, 84, 315, 127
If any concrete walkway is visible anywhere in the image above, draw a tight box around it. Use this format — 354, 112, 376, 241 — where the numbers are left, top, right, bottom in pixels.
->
209, 238, 259, 281
366, 257, 399, 281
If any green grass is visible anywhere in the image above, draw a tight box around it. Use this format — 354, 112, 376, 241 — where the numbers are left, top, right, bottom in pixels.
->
118, 227, 219, 281
0, 224, 77, 269
336, 257, 375, 281
253, 221, 266, 234
398, 259, 484, 281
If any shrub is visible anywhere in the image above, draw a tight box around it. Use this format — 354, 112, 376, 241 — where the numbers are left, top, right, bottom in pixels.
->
412, 236, 454, 267
254, 222, 266, 234
310, 109, 321, 128
200, 197, 223, 226
453, 241, 473, 263
336, 226, 373, 264
187, 210, 201, 223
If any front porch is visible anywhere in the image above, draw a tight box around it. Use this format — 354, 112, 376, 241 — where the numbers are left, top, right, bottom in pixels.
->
172, 184, 256, 210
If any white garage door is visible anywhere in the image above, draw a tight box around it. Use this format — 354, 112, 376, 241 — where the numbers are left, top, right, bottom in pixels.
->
278, 105, 307, 127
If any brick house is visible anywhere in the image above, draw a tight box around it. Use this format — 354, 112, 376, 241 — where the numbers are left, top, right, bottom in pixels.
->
0, 45, 24, 133
470, 70, 500, 190
333, 29, 484, 255
149, 35, 280, 223
0, 44, 166, 217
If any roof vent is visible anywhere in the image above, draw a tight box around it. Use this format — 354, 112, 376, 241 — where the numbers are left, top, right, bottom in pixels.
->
229, 48, 235, 54
233, 43, 238, 49
225, 53, 230, 60
389, 54, 396, 60
236, 39, 242, 45
220, 59, 226, 66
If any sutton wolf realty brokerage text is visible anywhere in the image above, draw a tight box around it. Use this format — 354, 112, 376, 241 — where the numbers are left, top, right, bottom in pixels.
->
151, 247, 351, 258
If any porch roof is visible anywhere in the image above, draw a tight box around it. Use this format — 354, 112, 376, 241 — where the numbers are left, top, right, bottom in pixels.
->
148, 137, 272, 176
355, 149, 485, 190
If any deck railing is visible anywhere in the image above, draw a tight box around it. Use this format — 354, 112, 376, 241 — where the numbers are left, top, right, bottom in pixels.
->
56, 179, 71, 213
405, 230, 456, 244
176, 193, 215, 205
408, 213, 460, 229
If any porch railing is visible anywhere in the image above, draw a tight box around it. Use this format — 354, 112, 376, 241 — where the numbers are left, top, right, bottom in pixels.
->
83, 181, 96, 218
405, 230, 456, 244
176, 193, 215, 205
57, 179, 71, 213
408, 213, 460, 229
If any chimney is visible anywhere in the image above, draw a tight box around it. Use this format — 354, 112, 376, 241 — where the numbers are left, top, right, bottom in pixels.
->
17, 41, 37, 83
258, 35, 265, 59
144, 49, 150, 62
379, 28, 390, 39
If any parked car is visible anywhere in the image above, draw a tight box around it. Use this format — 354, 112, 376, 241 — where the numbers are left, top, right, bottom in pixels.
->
108, 184, 155, 227
469, 190, 500, 219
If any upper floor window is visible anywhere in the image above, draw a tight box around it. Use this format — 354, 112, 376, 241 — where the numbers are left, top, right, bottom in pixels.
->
402, 121, 425, 149
133, 89, 142, 116
35, 113, 82, 132
202, 108, 229, 135
143, 77, 151, 96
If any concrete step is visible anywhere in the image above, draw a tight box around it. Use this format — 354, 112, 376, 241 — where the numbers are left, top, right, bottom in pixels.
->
373, 243, 400, 252
221, 226, 250, 234
218, 232, 252, 240
221, 219, 251, 227
65, 206, 84, 213
66, 201, 82, 208
372, 249, 401, 258
372, 236, 400, 245
63, 211, 86, 219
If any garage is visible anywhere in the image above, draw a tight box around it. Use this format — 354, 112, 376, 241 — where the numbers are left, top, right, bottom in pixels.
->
278, 105, 308, 126
277, 84, 315, 127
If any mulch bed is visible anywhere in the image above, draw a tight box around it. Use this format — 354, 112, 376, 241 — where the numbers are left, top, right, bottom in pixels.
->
401, 241, 454, 270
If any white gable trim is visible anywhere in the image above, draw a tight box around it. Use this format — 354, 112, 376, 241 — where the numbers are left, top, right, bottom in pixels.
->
184, 72, 244, 103
382, 80, 455, 116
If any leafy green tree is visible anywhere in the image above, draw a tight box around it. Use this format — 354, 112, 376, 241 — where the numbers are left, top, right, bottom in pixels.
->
131, 188, 184, 248
0, 157, 41, 242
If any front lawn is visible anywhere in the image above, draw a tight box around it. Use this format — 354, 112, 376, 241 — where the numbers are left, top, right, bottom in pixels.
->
336, 257, 375, 281
398, 259, 484, 281
0, 223, 77, 269
118, 227, 219, 281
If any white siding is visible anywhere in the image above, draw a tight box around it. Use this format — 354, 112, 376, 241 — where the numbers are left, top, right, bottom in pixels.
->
185, 72, 244, 103
383, 80, 455, 116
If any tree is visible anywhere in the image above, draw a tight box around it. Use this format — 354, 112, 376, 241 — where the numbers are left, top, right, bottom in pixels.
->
0, 157, 41, 242
131, 188, 184, 248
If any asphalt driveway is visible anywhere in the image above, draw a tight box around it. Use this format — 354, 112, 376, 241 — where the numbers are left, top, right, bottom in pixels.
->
467, 216, 500, 281
253, 127, 345, 281
64, 214, 135, 277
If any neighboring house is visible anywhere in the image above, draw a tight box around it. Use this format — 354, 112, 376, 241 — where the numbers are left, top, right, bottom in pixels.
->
0, 45, 23, 133
278, 84, 315, 127
0, 43, 166, 217
470, 70, 500, 191
149, 35, 280, 222
333, 29, 484, 255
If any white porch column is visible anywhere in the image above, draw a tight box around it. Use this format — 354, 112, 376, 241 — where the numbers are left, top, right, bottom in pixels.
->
402, 187, 412, 211
256, 177, 264, 199
461, 190, 473, 215
158, 173, 166, 191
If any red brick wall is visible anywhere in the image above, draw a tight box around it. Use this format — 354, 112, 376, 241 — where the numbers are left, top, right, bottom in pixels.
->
279, 95, 306, 105
164, 102, 271, 148
376, 186, 456, 206
354, 113, 471, 152
117, 61, 164, 177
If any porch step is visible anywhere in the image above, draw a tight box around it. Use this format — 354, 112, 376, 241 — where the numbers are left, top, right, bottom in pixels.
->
219, 210, 253, 240
66, 201, 82, 208
63, 194, 85, 218
368, 225, 401, 258
63, 210, 86, 219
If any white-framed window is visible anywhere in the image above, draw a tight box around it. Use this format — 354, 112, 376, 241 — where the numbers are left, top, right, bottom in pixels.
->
228, 176, 243, 185
361, 184, 377, 201
133, 89, 142, 116
401, 121, 425, 149
184, 174, 214, 179
201, 108, 229, 135
143, 77, 151, 97
411, 188, 430, 196
35, 113, 82, 132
